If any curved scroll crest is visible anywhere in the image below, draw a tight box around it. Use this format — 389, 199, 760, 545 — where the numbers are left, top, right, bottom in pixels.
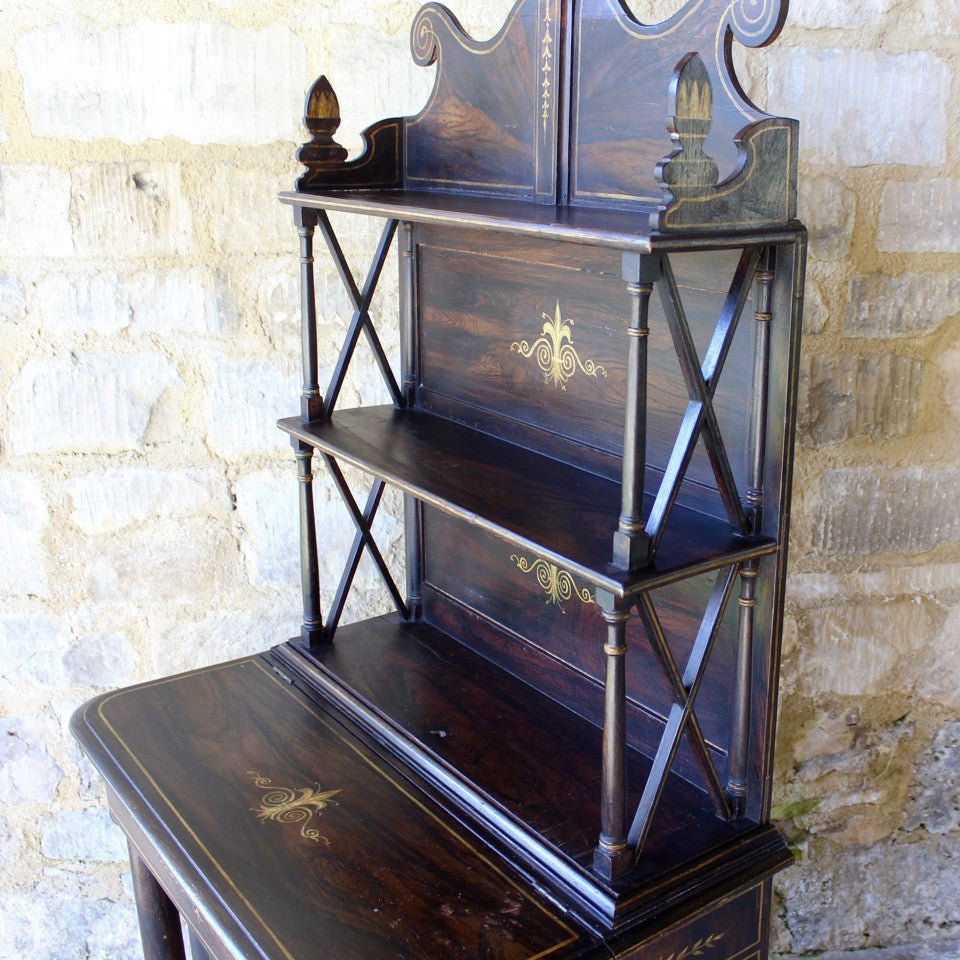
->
725, 0, 789, 48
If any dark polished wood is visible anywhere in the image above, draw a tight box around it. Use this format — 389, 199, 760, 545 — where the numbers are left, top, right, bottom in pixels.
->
73, 0, 804, 955
278, 406, 777, 597
129, 846, 186, 960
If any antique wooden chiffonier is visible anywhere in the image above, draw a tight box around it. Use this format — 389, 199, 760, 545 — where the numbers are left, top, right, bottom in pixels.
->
72, 0, 806, 958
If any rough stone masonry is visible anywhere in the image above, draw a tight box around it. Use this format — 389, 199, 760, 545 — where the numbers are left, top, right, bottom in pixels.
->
0, 0, 958, 958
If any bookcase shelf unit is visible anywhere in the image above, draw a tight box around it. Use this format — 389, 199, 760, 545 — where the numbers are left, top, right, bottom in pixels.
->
271, 0, 805, 938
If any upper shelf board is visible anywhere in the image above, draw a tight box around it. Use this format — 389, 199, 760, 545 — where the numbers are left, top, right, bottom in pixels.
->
291, 0, 799, 234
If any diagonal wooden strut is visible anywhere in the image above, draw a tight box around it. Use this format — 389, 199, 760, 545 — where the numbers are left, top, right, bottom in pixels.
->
316, 213, 402, 414
628, 565, 739, 858
322, 455, 408, 640
644, 250, 760, 556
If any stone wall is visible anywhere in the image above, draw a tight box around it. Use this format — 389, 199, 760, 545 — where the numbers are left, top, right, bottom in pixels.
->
0, 0, 957, 957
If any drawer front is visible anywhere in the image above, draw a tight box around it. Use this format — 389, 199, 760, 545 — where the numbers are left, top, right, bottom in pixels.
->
615, 882, 767, 960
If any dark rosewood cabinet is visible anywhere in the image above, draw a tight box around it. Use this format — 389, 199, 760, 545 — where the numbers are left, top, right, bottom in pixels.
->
72, 1, 805, 958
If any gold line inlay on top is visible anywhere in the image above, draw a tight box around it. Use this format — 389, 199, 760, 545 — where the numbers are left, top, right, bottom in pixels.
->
511, 300, 607, 390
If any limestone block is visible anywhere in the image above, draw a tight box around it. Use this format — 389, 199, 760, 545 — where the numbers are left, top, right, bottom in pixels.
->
767, 49, 948, 167
233, 470, 300, 587
847, 273, 960, 339
0, 716, 64, 804
8, 353, 180, 454
797, 602, 931, 697
878, 179, 960, 253
798, 176, 855, 261
803, 279, 827, 335
787, 0, 893, 28
775, 834, 960, 952
812, 466, 960, 556
797, 353, 923, 446
0, 272, 27, 323
203, 355, 299, 458
205, 168, 295, 255
71, 163, 192, 257
915, 606, 960, 711
63, 632, 137, 688
40, 807, 127, 862
64, 468, 228, 534
17, 20, 305, 144
905, 722, 960, 835
0, 473, 49, 597
0, 610, 72, 688
157, 597, 296, 674
84, 518, 239, 607
36, 267, 230, 336
0, 165, 73, 257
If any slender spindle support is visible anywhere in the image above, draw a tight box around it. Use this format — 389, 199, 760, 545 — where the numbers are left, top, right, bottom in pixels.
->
613, 253, 660, 570
295, 206, 323, 423
728, 560, 758, 816
746, 250, 775, 533
594, 596, 632, 880
294, 438, 325, 646
727, 247, 775, 815
128, 845, 187, 960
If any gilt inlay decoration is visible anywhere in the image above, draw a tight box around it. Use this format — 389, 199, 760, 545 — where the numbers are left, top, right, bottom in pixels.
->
657, 932, 726, 960
247, 771, 341, 845
511, 301, 607, 390
511, 554, 594, 611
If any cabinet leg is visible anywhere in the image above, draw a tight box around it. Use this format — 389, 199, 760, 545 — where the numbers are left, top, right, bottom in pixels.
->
728, 560, 758, 816
128, 845, 186, 960
594, 598, 632, 879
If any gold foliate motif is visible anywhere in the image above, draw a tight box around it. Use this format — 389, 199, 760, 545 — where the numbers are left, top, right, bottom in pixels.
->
510, 554, 594, 612
511, 300, 607, 390
247, 771, 341, 845
540, 2, 553, 135
657, 932, 726, 960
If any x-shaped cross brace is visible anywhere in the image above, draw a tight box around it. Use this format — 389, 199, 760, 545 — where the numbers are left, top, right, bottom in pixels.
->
628, 564, 739, 857
316, 212, 403, 417
322, 456, 408, 641
644, 250, 760, 556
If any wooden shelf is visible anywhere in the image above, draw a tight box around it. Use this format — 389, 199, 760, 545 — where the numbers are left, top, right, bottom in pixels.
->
278, 406, 776, 597
273, 615, 790, 928
279, 190, 802, 252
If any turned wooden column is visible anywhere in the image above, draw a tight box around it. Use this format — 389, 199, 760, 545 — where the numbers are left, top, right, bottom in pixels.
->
293, 438, 324, 646
295, 206, 323, 423
613, 253, 660, 570
594, 594, 632, 880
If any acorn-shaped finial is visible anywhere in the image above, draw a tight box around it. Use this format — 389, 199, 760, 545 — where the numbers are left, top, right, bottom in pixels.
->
297, 75, 348, 178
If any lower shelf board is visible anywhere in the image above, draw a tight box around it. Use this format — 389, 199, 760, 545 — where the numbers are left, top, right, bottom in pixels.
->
270, 614, 790, 930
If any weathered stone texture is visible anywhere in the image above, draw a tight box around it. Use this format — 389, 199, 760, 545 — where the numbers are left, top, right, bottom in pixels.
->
878, 179, 960, 253
0, 165, 73, 256
767, 49, 949, 167
797, 602, 932, 697
71, 163, 193, 257
847, 274, 960, 339
797, 176, 855, 260
0, 716, 63, 804
797, 354, 922, 446
40, 808, 127, 862
36, 267, 230, 336
812, 467, 960, 556
0, 473, 48, 597
203, 355, 300, 458
8, 353, 180, 454
905, 722, 960, 835
787, 0, 893, 28
776, 836, 960, 952
64, 468, 228, 534
205, 168, 294, 255
17, 20, 306, 144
